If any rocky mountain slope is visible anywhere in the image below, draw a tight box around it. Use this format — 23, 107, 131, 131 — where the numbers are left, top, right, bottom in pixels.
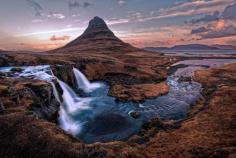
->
56, 16, 137, 53
64, 16, 128, 48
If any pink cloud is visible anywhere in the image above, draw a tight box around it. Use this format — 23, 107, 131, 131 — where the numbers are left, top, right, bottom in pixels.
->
159, 0, 235, 17
50, 35, 70, 41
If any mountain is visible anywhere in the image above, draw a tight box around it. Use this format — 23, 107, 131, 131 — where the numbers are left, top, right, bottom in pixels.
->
170, 44, 219, 50
59, 16, 137, 52
144, 44, 236, 52
212, 44, 236, 50
65, 16, 122, 47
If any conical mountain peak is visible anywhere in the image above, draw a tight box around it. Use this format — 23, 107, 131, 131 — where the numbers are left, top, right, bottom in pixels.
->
88, 16, 108, 29
65, 16, 121, 48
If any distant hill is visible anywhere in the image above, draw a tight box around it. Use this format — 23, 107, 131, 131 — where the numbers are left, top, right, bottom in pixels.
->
212, 44, 236, 50
144, 44, 236, 52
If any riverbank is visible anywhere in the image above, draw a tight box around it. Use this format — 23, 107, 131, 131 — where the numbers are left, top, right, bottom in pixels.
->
0, 61, 235, 157
135, 63, 236, 157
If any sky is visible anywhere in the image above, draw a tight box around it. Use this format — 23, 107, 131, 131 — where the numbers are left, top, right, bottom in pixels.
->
0, 0, 236, 51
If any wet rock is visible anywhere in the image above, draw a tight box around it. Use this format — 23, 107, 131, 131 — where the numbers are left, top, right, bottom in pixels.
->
0, 72, 6, 78
178, 76, 192, 82
10, 67, 23, 73
52, 65, 76, 89
0, 101, 5, 114
129, 111, 141, 119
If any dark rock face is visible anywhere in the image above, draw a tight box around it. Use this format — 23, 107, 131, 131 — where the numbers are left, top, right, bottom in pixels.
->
10, 67, 23, 73
51, 65, 76, 89
130, 111, 141, 119
65, 16, 122, 47
0, 102, 5, 114
0, 78, 60, 121
28, 81, 60, 121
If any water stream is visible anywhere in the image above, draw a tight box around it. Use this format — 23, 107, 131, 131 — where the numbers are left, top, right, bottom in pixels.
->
1, 58, 235, 143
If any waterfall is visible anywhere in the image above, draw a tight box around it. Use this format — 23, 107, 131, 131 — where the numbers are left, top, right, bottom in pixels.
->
73, 68, 101, 93
58, 108, 82, 136
57, 80, 91, 113
56, 79, 91, 136
49, 68, 91, 136
50, 82, 61, 103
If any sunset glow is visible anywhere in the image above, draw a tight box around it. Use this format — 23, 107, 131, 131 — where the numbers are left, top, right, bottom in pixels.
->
1, 0, 236, 51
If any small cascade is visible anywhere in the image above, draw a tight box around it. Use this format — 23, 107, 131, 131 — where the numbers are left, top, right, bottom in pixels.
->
56, 79, 91, 136
57, 80, 91, 113
58, 107, 82, 136
73, 68, 101, 93
50, 82, 61, 103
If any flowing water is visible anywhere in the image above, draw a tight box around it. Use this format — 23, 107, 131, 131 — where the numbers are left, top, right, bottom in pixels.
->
73, 68, 102, 93
1, 59, 236, 143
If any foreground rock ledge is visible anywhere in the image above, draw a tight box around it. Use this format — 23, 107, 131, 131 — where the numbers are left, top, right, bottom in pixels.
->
108, 82, 170, 102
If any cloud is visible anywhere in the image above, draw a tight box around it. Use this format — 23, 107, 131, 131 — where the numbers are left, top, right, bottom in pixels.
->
106, 18, 130, 25
191, 26, 208, 34
200, 25, 236, 39
32, 19, 47, 23
69, 0, 92, 9
189, 2, 236, 24
69, 0, 81, 9
222, 3, 236, 20
50, 35, 70, 41
158, 0, 235, 19
15, 27, 84, 37
113, 0, 234, 24
191, 18, 236, 39
117, 0, 126, 6
26, 0, 43, 16
83, 2, 92, 8
226, 39, 236, 46
190, 11, 220, 24
47, 12, 66, 19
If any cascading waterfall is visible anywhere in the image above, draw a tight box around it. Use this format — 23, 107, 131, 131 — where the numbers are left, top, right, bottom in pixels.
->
59, 107, 82, 135
3, 60, 227, 142
50, 82, 61, 103
15, 65, 91, 136
73, 68, 102, 93
49, 70, 91, 136
51, 79, 87, 135
57, 80, 91, 113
